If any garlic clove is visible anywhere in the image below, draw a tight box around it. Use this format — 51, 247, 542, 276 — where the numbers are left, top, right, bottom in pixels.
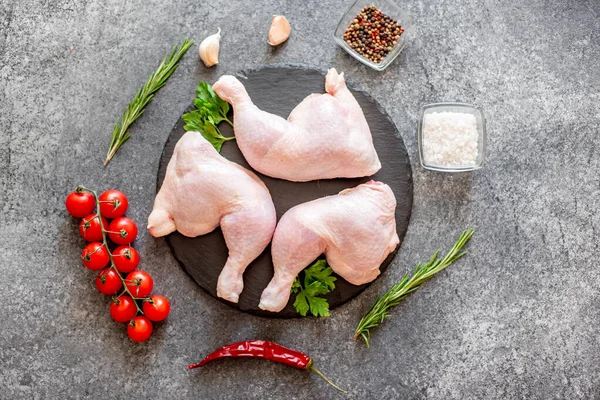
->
268, 15, 291, 46
199, 28, 221, 67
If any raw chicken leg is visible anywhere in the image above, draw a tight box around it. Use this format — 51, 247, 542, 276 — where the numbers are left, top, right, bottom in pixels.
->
148, 131, 277, 303
212, 68, 381, 182
259, 180, 399, 312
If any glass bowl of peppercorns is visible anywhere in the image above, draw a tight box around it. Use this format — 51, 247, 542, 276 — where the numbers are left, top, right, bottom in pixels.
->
334, 0, 414, 71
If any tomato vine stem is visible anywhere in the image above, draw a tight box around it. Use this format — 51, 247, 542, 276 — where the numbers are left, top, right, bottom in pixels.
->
77, 185, 145, 315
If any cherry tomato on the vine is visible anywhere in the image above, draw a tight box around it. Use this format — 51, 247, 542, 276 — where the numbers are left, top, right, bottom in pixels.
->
125, 270, 153, 298
112, 246, 140, 273
81, 242, 110, 270
65, 191, 96, 218
142, 295, 170, 322
110, 296, 137, 323
127, 316, 153, 342
79, 214, 108, 242
108, 217, 138, 245
95, 268, 122, 295
99, 190, 129, 219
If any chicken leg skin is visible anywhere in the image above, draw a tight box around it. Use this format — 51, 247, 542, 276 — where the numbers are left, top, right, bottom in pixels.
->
324, 69, 371, 135
148, 131, 277, 303
212, 75, 288, 165
212, 68, 381, 182
258, 222, 325, 312
259, 180, 398, 313
217, 206, 277, 302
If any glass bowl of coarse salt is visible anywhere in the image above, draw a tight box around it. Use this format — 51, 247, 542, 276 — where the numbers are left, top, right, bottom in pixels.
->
418, 103, 487, 172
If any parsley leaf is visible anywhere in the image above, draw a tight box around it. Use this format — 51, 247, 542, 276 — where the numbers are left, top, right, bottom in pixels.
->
182, 109, 211, 133
291, 278, 302, 294
304, 259, 336, 291
303, 280, 330, 297
182, 82, 234, 151
308, 295, 330, 318
293, 291, 310, 317
194, 83, 232, 125
291, 259, 337, 317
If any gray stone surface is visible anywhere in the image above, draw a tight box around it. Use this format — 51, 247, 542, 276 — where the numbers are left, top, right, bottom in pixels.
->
1, 0, 599, 398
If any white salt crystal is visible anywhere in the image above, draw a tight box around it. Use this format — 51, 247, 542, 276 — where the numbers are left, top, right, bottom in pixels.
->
422, 111, 479, 167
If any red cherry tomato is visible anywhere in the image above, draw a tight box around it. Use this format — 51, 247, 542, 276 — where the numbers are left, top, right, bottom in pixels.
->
142, 295, 171, 322
95, 268, 122, 295
125, 270, 153, 298
79, 214, 108, 242
108, 217, 138, 245
81, 242, 110, 270
65, 191, 95, 218
112, 246, 140, 273
99, 190, 129, 219
127, 316, 153, 342
110, 296, 137, 323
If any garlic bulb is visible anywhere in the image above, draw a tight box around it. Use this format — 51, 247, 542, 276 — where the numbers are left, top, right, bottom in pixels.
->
268, 15, 291, 46
199, 28, 221, 67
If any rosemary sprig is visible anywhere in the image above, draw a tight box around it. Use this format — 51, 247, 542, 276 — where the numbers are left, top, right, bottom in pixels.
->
104, 38, 194, 167
354, 229, 475, 347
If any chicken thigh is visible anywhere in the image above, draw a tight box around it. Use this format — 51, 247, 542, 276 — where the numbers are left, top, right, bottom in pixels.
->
148, 131, 277, 303
259, 180, 399, 312
212, 68, 381, 182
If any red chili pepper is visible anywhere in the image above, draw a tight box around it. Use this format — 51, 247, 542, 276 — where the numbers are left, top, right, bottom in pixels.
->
188, 340, 346, 393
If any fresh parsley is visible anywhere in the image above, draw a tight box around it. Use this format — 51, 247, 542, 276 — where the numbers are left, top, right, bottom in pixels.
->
291, 259, 336, 317
182, 82, 234, 152
194, 83, 232, 125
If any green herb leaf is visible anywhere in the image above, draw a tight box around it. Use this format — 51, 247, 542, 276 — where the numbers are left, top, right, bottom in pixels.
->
183, 82, 234, 151
303, 280, 331, 297
198, 122, 226, 152
182, 110, 233, 152
293, 291, 310, 317
354, 229, 475, 347
291, 278, 302, 294
291, 258, 336, 317
182, 109, 208, 132
304, 259, 337, 291
308, 295, 330, 318
194, 83, 232, 125
104, 38, 194, 167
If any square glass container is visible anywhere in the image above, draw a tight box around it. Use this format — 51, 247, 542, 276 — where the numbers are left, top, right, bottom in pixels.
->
418, 103, 487, 172
334, 0, 414, 71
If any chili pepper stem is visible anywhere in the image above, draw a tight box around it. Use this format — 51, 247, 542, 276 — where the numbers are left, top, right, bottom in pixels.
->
307, 362, 347, 394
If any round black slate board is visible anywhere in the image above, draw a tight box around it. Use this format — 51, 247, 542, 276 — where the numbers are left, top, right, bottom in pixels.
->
156, 67, 413, 318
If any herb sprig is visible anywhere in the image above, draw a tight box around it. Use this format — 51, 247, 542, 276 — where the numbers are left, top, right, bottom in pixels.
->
104, 38, 194, 167
183, 82, 235, 152
292, 259, 336, 317
354, 229, 475, 346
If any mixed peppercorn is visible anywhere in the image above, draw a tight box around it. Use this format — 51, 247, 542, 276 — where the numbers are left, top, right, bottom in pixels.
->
343, 5, 405, 64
